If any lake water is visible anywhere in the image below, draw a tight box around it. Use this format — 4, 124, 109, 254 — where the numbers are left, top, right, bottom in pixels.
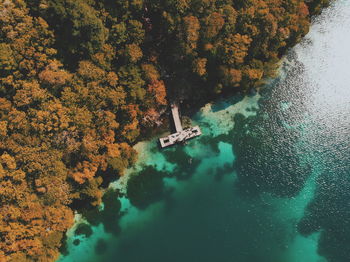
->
59, 1, 350, 261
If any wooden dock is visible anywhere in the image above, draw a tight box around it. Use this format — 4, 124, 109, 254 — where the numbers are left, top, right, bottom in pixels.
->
159, 103, 202, 148
171, 103, 183, 132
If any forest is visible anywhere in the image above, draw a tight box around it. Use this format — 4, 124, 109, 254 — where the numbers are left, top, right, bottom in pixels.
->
0, 0, 329, 261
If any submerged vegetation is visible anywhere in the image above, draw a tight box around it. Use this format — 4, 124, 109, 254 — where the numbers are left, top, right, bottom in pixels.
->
0, 0, 329, 261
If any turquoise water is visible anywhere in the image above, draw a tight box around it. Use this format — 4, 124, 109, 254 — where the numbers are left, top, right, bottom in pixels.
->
59, 1, 350, 261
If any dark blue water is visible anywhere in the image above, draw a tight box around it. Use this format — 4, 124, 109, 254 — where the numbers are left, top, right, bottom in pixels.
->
59, 1, 350, 261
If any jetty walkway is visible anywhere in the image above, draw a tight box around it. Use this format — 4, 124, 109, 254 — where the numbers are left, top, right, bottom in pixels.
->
171, 103, 183, 132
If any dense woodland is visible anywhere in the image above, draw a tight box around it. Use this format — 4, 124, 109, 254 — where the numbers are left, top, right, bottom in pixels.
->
0, 0, 329, 261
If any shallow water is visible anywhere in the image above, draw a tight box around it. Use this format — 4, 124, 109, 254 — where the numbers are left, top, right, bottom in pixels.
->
59, 1, 350, 261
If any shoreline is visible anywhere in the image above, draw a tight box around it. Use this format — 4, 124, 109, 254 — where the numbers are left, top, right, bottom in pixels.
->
58, 88, 263, 261
58, 53, 295, 258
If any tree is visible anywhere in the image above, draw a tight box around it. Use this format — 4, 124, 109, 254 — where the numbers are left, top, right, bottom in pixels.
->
181, 15, 200, 54
0, 43, 16, 74
219, 33, 252, 65
204, 12, 225, 39
40, 0, 108, 58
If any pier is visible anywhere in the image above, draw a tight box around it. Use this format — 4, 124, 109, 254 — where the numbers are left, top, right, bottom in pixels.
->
159, 103, 202, 148
171, 103, 183, 132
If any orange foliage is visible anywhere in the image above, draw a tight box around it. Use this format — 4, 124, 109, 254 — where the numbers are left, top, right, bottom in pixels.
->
125, 43, 143, 62
204, 12, 225, 38
106, 143, 121, 158
13, 81, 48, 107
142, 108, 162, 127
245, 69, 264, 80
192, 58, 207, 76
141, 64, 160, 82
147, 80, 167, 106
221, 34, 252, 65
1, 153, 16, 170
39, 60, 71, 86
182, 15, 201, 53
221, 66, 242, 87
77, 61, 106, 80
71, 161, 98, 184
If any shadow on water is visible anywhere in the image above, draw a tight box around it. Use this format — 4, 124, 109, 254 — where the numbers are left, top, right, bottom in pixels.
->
75, 223, 93, 238
210, 94, 245, 113
298, 167, 350, 262
297, 131, 350, 262
162, 146, 201, 180
126, 165, 172, 209
95, 239, 108, 255
59, 235, 69, 256
103, 169, 303, 262
214, 163, 235, 182
81, 189, 122, 236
